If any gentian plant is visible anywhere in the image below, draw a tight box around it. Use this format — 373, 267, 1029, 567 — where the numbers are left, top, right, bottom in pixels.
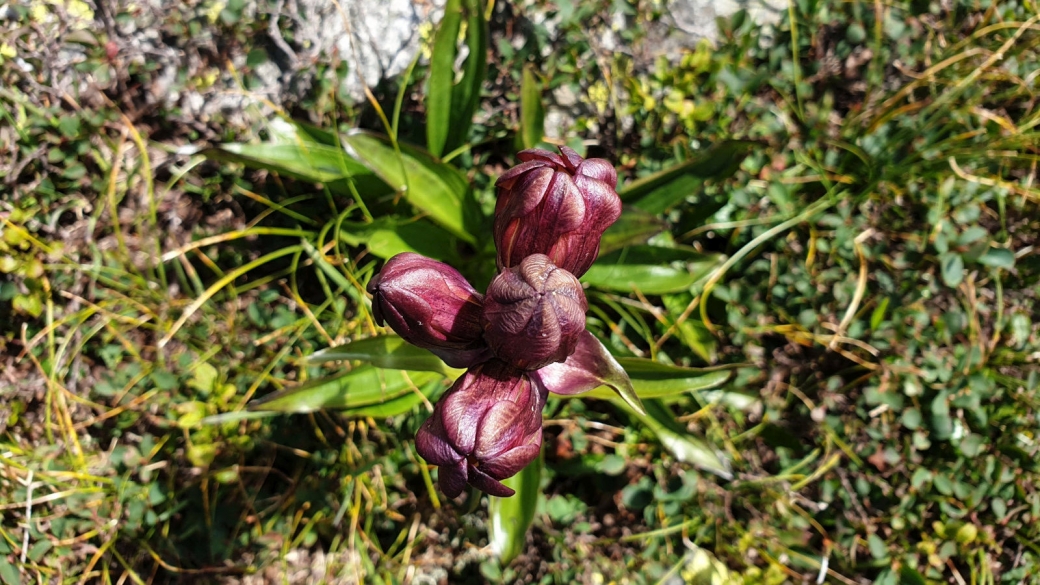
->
367, 147, 643, 497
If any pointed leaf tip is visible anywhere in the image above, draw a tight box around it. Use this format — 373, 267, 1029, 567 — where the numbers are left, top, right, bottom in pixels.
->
534, 330, 646, 415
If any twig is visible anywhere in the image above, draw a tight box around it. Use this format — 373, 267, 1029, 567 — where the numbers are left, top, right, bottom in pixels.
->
21, 470, 34, 564
268, 0, 299, 67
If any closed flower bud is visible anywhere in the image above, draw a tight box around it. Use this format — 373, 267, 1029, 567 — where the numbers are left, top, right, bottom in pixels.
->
414, 360, 547, 498
483, 254, 588, 370
368, 253, 491, 368
494, 146, 621, 277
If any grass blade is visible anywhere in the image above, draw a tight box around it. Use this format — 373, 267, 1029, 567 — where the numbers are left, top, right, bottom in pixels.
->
518, 64, 545, 149
618, 141, 756, 213
426, 0, 463, 157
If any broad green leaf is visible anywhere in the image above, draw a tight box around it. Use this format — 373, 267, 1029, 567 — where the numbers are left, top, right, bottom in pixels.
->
339, 217, 461, 263
0, 554, 20, 585
582, 245, 724, 294
343, 378, 443, 418
426, 0, 487, 157
207, 143, 370, 183
320, 336, 731, 402
426, 0, 462, 157
489, 453, 542, 564
617, 398, 731, 478
306, 336, 464, 378
618, 140, 756, 214
342, 131, 482, 244
977, 246, 1014, 269
204, 378, 442, 424
249, 365, 442, 413
583, 359, 732, 401
939, 252, 965, 287
205, 120, 388, 196
518, 64, 545, 149
599, 206, 669, 255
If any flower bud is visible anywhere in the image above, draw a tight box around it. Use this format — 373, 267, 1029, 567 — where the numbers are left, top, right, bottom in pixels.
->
483, 254, 588, 370
414, 360, 547, 497
494, 146, 621, 277
367, 253, 491, 368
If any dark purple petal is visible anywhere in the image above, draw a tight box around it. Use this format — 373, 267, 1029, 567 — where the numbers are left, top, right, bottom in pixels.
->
495, 159, 551, 190
413, 360, 547, 497
575, 157, 618, 188
368, 253, 490, 368
414, 413, 463, 466
437, 459, 469, 498
493, 147, 622, 277
473, 401, 529, 461
466, 465, 515, 497
517, 148, 566, 167
484, 255, 588, 370
479, 442, 541, 480
557, 145, 584, 171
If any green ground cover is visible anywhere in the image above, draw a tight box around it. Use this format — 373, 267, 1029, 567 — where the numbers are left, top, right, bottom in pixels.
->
1, 0, 1038, 583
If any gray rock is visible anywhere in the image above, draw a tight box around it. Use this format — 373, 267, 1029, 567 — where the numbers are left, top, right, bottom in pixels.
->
666, 0, 784, 43
294, 0, 446, 101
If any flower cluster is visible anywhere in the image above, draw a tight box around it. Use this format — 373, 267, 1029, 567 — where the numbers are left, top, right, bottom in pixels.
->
367, 146, 625, 497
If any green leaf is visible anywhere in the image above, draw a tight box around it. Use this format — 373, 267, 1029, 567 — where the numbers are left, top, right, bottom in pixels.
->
588, 359, 732, 400
488, 453, 542, 564
619, 398, 731, 478
518, 64, 545, 149
867, 533, 889, 560
339, 217, 461, 263
898, 567, 928, 585
582, 245, 724, 294
977, 246, 1014, 269
0, 554, 19, 585
342, 131, 482, 244
599, 206, 669, 255
305, 336, 463, 378
249, 365, 442, 413
662, 295, 717, 363
618, 140, 756, 214
325, 336, 732, 403
939, 252, 965, 287
208, 142, 371, 183
425, 0, 462, 157
450, 0, 487, 150
426, 0, 487, 157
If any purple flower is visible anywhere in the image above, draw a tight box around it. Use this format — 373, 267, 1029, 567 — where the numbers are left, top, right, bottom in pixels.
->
483, 254, 588, 370
367, 253, 491, 368
363, 148, 637, 498
494, 146, 622, 277
414, 360, 547, 498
